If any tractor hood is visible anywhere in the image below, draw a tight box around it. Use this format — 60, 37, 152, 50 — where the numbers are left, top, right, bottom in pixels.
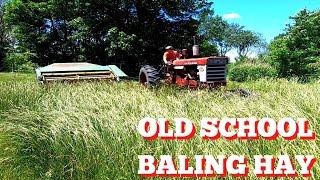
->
173, 56, 229, 66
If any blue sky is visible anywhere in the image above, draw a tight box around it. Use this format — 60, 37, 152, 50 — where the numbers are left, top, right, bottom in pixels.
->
211, 0, 320, 43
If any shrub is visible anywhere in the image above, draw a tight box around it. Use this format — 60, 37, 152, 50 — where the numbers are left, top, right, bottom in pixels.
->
228, 62, 277, 82
4, 51, 38, 72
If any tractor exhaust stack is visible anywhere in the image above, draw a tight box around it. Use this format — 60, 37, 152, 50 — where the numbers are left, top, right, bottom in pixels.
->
192, 36, 200, 57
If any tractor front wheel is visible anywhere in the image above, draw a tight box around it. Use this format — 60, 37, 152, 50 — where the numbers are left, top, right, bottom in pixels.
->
139, 65, 160, 86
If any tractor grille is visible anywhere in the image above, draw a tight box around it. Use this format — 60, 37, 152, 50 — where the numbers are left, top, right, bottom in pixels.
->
206, 65, 226, 82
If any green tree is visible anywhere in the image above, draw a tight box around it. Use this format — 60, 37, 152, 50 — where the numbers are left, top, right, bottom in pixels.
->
232, 30, 262, 59
198, 15, 240, 56
269, 9, 320, 78
268, 36, 291, 77
198, 15, 263, 59
0, 0, 8, 70
199, 41, 219, 57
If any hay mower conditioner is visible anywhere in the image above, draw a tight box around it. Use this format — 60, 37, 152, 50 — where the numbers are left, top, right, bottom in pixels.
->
36, 63, 127, 83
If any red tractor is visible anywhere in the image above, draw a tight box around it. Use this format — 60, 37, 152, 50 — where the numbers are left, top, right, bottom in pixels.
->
139, 43, 229, 88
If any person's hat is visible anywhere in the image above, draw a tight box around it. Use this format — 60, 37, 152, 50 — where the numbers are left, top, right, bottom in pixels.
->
165, 46, 173, 50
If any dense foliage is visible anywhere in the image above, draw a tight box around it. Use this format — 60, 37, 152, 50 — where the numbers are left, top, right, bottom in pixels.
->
269, 9, 320, 79
228, 61, 277, 82
0, 0, 8, 70
4, 0, 212, 74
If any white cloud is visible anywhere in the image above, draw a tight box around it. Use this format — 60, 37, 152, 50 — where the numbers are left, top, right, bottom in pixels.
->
223, 13, 241, 19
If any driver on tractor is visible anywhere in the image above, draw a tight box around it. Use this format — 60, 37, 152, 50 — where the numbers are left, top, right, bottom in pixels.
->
163, 46, 181, 77
163, 46, 181, 65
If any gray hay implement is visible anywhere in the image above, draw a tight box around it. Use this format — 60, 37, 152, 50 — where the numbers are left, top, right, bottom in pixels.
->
36, 62, 127, 83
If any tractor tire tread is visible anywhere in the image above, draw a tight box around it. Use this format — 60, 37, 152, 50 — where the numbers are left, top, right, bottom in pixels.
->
139, 65, 160, 86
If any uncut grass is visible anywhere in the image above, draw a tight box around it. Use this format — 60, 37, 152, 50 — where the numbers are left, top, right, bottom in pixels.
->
0, 74, 319, 179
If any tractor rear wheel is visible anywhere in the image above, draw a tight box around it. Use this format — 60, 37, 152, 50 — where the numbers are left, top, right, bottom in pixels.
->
139, 65, 160, 86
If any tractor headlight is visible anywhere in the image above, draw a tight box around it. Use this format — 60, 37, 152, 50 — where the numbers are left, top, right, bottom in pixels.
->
198, 67, 204, 72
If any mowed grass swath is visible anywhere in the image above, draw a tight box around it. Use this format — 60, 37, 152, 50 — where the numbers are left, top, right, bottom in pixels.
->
0, 73, 319, 179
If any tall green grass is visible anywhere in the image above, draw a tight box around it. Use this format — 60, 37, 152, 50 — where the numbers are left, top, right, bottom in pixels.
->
0, 73, 319, 179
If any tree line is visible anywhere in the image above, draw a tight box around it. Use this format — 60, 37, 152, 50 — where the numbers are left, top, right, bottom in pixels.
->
0, 0, 212, 74
0, 0, 318, 80
0, 0, 265, 74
